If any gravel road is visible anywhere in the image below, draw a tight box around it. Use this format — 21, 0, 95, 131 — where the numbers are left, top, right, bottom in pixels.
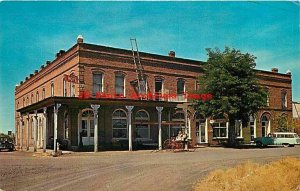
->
1, 146, 299, 191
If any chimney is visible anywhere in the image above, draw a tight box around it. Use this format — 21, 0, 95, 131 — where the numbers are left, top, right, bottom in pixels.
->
77, 35, 84, 43
59, 49, 65, 55
271, 68, 278, 73
168, 51, 175, 57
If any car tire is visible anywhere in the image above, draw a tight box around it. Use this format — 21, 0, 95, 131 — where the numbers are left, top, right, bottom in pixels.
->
256, 142, 263, 148
283, 143, 289, 148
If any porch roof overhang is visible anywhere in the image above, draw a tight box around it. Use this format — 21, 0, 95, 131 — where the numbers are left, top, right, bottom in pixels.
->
17, 96, 183, 114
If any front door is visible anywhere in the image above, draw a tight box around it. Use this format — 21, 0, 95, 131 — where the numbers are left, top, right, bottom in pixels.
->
81, 110, 95, 146
196, 121, 206, 143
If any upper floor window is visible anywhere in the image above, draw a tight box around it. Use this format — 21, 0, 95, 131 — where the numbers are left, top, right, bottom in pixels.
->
281, 90, 287, 108
31, 94, 34, 104
63, 79, 67, 97
155, 77, 163, 100
177, 78, 185, 95
42, 88, 45, 99
195, 81, 200, 91
23, 98, 25, 107
70, 81, 75, 97
51, 82, 54, 97
36, 91, 39, 102
93, 73, 103, 95
26, 97, 29, 106
115, 73, 125, 96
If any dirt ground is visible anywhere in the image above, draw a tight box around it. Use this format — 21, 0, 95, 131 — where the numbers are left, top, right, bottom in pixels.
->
0, 146, 300, 191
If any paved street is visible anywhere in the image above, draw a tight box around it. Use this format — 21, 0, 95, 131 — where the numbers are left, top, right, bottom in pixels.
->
0, 146, 300, 191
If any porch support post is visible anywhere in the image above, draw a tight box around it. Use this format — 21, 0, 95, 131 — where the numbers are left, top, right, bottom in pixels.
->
126, 106, 134, 151
33, 110, 38, 152
54, 103, 61, 153
26, 113, 29, 151
156, 106, 163, 150
205, 118, 209, 143
43, 107, 47, 153
19, 117, 23, 150
91, 104, 100, 152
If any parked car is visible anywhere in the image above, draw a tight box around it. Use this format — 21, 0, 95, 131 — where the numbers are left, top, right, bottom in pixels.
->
0, 140, 15, 151
255, 132, 300, 148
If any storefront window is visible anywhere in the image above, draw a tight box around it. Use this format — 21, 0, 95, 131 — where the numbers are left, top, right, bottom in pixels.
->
112, 109, 127, 139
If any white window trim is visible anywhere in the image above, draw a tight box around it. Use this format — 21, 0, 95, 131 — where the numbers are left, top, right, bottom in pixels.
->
92, 73, 104, 95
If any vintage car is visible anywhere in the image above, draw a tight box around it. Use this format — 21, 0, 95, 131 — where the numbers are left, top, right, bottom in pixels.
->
0, 141, 15, 151
255, 132, 300, 147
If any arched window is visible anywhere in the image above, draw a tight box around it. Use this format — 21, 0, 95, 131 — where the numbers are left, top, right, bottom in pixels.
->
42, 88, 45, 99
63, 79, 67, 97
261, 114, 270, 137
115, 73, 125, 96
36, 91, 39, 102
112, 109, 127, 139
23, 98, 25, 107
92, 72, 103, 95
249, 115, 256, 141
135, 110, 150, 139
26, 97, 29, 106
31, 94, 34, 104
177, 78, 185, 95
51, 82, 54, 97
281, 90, 287, 108
171, 110, 185, 137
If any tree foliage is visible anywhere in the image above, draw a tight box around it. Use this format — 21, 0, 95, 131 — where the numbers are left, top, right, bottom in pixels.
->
196, 47, 268, 142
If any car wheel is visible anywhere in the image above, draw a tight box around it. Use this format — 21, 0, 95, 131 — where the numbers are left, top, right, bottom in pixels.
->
283, 143, 289, 148
256, 142, 263, 148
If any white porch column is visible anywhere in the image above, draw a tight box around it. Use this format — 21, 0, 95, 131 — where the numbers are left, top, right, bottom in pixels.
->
19, 117, 23, 150
267, 120, 271, 134
205, 118, 209, 143
156, 106, 163, 150
226, 122, 229, 138
43, 107, 47, 153
33, 110, 38, 152
126, 106, 134, 151
26, 113, 29, 151
54, 104, 61, 153
91, 104, 100, 152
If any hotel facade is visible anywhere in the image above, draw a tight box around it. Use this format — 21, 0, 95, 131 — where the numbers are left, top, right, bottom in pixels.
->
15, 36, 293, 152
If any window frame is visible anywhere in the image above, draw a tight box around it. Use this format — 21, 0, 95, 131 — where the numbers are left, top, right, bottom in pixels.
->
115, 73, 125, 97
135, 110, 151, 140
92, 73, 103, 96
112, 109, 128, 140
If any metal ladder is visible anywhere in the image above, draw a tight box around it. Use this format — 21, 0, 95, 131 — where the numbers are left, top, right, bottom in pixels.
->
130, 38, 147, 97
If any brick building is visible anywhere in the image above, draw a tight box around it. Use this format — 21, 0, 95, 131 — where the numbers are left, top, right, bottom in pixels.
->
15, 36, 293, 152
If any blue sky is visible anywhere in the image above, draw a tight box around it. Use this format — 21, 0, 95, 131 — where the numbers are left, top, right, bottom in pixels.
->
0, 1, 299, 133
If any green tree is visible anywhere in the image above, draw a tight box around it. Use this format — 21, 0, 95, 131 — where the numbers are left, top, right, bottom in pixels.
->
274, 114, 295, 132
196, 47, 268, 145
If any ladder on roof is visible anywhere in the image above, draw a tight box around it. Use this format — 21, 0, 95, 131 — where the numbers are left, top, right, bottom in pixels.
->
130, 38, 147, 98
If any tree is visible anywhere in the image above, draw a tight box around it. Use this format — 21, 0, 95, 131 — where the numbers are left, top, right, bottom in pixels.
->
196, 47, 268, 145
274, 114, 295, 132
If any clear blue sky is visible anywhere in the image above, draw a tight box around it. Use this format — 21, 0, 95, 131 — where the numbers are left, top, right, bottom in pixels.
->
0, 2, 299, 133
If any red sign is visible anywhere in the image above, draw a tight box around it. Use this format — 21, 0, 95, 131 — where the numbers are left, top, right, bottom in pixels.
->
63, 73, 78, 84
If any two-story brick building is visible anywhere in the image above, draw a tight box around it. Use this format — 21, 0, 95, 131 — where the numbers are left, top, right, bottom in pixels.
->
15, 35, 293, 152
